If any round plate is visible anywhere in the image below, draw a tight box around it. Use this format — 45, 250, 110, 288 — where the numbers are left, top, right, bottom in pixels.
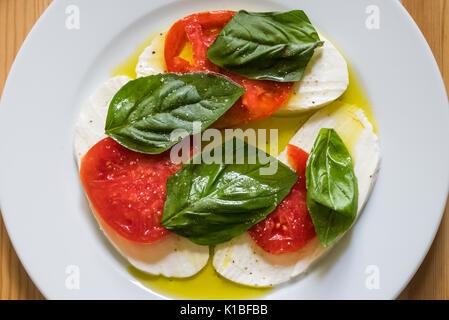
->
0, 0, 448, 299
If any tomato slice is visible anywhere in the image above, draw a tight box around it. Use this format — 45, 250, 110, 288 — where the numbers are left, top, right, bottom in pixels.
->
164, 11, 293, 127
80, 138, 181, 243
165, 11, 233, 73
249, 145, 316, 254
213, 74, 293, 128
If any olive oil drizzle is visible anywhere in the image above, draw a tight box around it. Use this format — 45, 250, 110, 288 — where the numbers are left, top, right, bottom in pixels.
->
111, 31, 377, 299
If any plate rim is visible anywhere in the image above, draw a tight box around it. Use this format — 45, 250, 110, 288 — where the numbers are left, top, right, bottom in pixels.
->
0, 0, 448, 300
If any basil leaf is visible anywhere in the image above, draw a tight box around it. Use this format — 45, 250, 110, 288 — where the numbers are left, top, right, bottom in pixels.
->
207, 10, 323, 82
105, 73, 245, 154
161, 138, 298, 245
306, 128, 358, 247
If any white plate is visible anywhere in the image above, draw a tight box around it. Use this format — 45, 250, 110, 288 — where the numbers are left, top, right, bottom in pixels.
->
0, 0, 448, 300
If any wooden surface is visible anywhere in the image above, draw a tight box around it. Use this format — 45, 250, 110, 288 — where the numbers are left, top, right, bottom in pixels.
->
0, 0, 448, 300
396, 0, 449, 299
0, 0, 52, 300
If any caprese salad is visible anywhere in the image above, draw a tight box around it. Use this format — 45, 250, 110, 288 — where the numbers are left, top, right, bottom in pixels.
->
75, 10, 380, 293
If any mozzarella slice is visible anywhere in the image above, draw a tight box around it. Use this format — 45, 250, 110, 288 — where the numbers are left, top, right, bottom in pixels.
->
136, 32, 347, 115
74, 76, 130, 165
213, 102, 380, 286
277, 36, 349, 114
74, 76, 209, 277
136, 32, 166, 78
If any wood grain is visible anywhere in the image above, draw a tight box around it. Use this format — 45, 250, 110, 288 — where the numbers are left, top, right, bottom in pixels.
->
397, 0, 449, 300
0, 0, 52, 300
0, 0, 448, 300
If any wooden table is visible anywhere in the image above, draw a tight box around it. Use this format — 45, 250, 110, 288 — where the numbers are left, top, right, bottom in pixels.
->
0, 0, 448, 300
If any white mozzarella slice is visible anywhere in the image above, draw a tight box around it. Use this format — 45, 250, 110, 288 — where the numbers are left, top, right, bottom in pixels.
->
93, 210, 210, 277
74, 76, 130, 165
213, 102, 380, 286
74, 77, 209, 277
135, 32, 166, 78
135, 32, 347, 115
277, 36, 349, 114
213, 234, 325, 287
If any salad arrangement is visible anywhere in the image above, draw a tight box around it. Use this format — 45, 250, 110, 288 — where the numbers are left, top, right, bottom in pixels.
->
75, 9, 379, 291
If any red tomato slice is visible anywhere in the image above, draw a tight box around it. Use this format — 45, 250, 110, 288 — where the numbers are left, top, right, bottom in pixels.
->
165, 11, 233, 73
249, 145, 316, 254
164, 11, 293, 127
80, 138, 181, 243
213, 73, 293, 128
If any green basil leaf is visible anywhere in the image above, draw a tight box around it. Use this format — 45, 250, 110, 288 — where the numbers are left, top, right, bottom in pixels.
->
161, 138, 298, 245
105, 73, 245, 154
306, 128, 358, 247
206, 10, 323, 82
